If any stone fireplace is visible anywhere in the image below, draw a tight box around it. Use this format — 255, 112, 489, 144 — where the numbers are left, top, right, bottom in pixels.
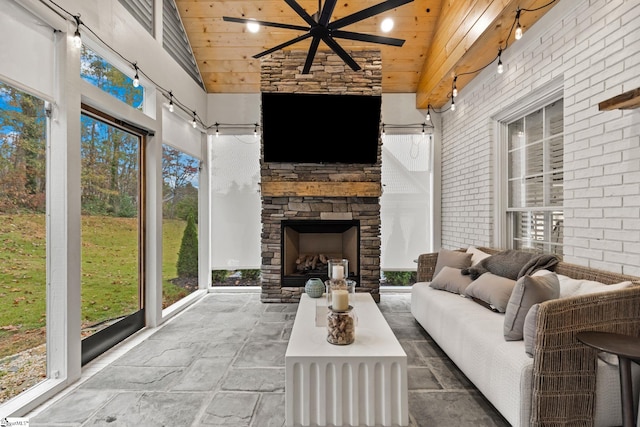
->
260, 50, 382, 303
281, 219, 360, 287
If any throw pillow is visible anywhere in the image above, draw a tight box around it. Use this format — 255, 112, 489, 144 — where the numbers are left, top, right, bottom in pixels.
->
464, 272, 516, 313
433, 249, 472, 277
466, 246, 491, 266
503, 270, 560, 341
523, 303, 539, 357
429, 266, 474, 294
557, 274, 634, 298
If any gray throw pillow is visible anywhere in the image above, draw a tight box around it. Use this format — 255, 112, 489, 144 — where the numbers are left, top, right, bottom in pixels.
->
464, 272, 516, 313
429, 266, 474, 294
433, 249, 472, 277
504, 270, 559, 341
523, 303, 539, 357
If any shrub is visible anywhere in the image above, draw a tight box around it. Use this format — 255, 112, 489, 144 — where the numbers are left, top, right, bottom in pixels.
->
211, 270, 230, 282
383, 271, 417, 286
240, 269, 261, 280
176, 214, 198, 277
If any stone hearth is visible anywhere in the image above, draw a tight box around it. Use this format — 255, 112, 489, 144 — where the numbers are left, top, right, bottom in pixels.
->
260, 50, 382, 303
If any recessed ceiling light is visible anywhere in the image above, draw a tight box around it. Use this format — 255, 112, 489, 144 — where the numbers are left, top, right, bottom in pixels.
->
381, 17, 394, 33
247, 19, 260, 33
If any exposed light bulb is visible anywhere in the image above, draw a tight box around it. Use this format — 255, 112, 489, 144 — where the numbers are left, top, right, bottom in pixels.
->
72, 29, 82, 48
451, 99, 456, 112
254, 124, 258, 138
133, 65, 140, 88
192, 112, 197, 128
515, 24, 523, 40
381, 17, 394, 33
497, 59, 504, 74
247, 19, 260, 33
168, 91, 174, 112
452, 87, 458, 98
215, 124, 220, 138
426, 111, 431, 121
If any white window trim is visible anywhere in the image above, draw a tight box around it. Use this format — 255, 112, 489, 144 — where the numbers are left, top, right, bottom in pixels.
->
492, 77, 564, 249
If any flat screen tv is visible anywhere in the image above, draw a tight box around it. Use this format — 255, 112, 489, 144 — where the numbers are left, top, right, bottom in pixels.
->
261, 92, 381, 164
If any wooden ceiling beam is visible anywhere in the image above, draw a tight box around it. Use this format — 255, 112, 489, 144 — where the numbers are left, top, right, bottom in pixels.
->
415, 0, 558, 109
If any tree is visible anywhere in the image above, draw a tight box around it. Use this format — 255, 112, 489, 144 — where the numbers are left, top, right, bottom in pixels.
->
176, 213, 198, 277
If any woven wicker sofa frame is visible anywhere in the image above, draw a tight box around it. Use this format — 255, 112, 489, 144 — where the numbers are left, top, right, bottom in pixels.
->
416, 247, 640, 426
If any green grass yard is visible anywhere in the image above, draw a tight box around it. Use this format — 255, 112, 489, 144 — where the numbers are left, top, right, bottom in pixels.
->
0, 214, 187, 358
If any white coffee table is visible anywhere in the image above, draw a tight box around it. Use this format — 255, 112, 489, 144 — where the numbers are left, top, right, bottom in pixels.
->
285, 293, 408, 427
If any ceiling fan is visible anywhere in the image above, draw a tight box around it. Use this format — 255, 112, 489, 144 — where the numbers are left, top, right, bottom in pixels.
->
223, 0, 414, 74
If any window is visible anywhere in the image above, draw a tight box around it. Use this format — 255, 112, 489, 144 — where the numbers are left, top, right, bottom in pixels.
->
80, 46, 144, 109
506, 99, 564, 255
0, 81, 48, 404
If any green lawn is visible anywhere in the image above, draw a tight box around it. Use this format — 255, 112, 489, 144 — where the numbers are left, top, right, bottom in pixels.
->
0, 214, 187, 358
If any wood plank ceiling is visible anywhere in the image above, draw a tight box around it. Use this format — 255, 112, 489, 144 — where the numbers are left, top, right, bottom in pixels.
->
175, 0, 558, 109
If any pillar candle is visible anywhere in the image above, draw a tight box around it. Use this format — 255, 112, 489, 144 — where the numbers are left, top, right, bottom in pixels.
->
332, 289, 349, 311
332, 265, 344, 280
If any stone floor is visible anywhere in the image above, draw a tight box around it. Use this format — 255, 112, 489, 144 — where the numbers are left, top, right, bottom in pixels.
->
28, 292, 509, 426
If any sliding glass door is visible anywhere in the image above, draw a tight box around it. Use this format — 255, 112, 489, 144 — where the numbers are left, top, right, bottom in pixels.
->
80, 108, 145, 365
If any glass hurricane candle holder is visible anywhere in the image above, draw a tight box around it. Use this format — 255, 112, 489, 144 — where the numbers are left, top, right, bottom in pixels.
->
328, 258, 349, 281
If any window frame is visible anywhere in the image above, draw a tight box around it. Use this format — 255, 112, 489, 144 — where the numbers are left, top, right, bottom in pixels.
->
493, 78, 564, 252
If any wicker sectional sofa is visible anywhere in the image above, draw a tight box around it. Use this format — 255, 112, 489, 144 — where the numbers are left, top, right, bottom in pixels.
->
410, 247, 640, 426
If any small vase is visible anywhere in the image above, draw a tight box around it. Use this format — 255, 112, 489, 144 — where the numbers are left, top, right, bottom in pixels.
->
305, 278, 324, 298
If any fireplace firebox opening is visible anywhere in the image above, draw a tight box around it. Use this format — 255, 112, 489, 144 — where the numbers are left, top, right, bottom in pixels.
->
281, 220, 360, 287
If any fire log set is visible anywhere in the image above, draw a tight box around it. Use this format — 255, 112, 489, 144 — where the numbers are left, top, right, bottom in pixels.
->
295, 253, 329, 274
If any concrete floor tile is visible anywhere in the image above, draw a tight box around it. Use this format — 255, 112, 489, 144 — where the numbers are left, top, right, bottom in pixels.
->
200, 392, 260, 426
79, 366, 185, 391
221, 367, 284, 392
407, 367, 441, 390
252, 393, 286, 427
171, 358, 231, 391
233, 341, 287, 368
30, 389, 117, 425
113, 340, 204, 367
86, 391, 207, 427
408, 390, 509, 427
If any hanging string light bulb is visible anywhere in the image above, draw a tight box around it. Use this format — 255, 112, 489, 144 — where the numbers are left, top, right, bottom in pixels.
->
515, 9, 523, 40
497, 49, 504, 74
451, 97, 456, 112
192, 111, 197, 128
254, 123, 258, 138
168, 91, 174, 113
426, 106, 431, 122
452, 76, 458, 98
132, 63, 140, 88
72, 15, 82, 48
215, 123, 220, 138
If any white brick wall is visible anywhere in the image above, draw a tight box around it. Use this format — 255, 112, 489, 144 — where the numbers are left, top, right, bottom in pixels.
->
439, 0, 640, 275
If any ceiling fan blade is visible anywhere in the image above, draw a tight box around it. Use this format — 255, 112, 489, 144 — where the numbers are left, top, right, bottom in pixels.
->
331, 30, 405, 46
321, 36, 361, 71
223, 16, 308, 32
329, 0, 414, 30
318, 0, 338, 26
302, 37, 322, 74
253, 33, 313, 59
284, 0, 317, 27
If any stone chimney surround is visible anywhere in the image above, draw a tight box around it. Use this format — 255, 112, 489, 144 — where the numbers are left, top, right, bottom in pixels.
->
260, 50, 382, 303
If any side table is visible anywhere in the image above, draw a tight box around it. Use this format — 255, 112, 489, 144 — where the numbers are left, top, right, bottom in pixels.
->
576, 331, 640, 427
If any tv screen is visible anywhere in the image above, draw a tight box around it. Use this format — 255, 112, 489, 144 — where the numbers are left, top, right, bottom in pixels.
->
261, 92, 381, 164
